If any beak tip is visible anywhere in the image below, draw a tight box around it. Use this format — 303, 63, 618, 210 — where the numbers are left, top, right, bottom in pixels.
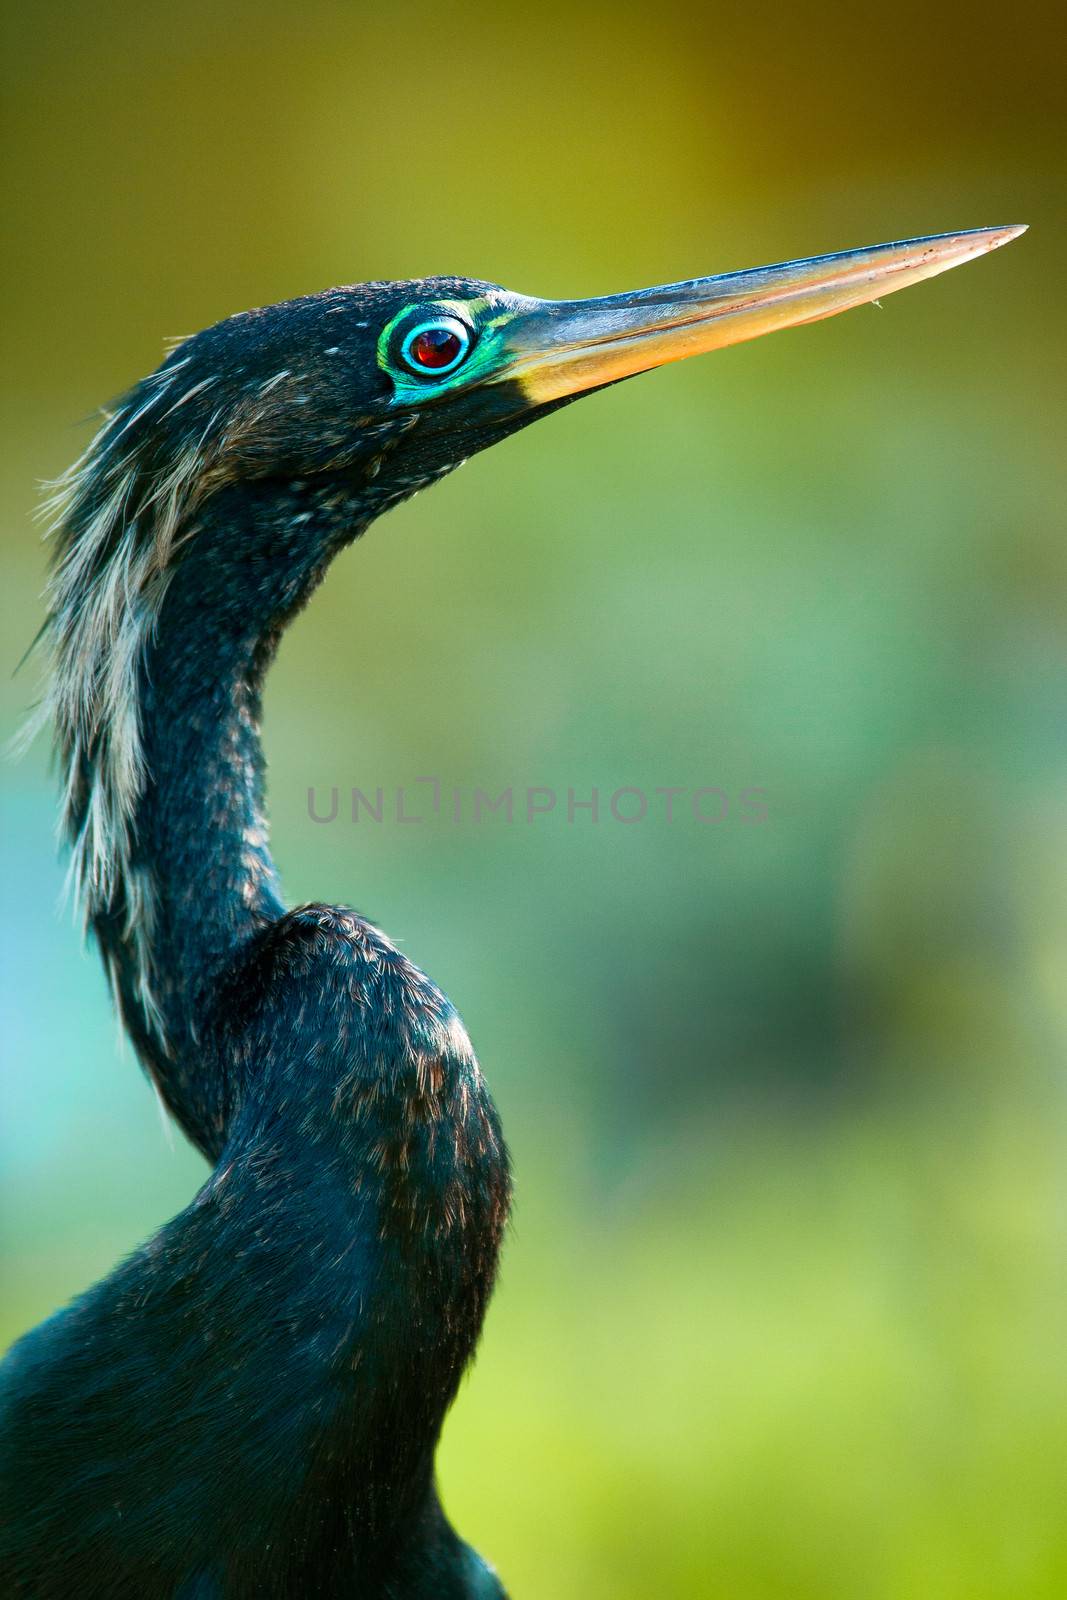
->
504, 224, 1030, 404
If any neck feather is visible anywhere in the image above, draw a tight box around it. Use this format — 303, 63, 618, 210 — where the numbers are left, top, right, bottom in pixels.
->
44, 416, 369, 1153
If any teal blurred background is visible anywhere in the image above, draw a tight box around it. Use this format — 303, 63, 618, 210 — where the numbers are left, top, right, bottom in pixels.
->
2, 2, 1065, 1593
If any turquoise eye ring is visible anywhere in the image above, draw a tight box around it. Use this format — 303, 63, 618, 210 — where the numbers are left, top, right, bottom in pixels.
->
398, 316, 473, 378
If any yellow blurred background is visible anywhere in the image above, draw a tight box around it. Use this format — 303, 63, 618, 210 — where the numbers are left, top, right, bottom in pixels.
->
2, 2, 1065, 1594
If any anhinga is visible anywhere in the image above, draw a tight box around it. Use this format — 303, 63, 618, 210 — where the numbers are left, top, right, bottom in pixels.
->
1, 226, 1021, 1597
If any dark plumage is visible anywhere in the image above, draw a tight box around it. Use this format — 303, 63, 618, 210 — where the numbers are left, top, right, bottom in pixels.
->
1, 229, 1020, 1597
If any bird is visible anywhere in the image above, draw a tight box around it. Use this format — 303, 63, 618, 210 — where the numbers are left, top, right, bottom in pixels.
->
0, 225, 1022, 1598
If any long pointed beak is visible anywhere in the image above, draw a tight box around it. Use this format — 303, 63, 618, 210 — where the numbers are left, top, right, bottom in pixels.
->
495, 226, 1025, 405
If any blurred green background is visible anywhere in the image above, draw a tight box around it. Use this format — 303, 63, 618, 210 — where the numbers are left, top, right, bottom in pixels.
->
1, 1, 1065, 1594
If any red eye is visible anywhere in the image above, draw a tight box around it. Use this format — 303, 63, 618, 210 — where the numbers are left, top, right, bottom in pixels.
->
411, 328, 461, 368
399, 317, 472, 377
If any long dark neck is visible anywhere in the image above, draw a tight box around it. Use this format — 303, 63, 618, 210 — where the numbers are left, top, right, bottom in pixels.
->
78, 473, 512, 1588
45, 416, 513, 1590
95, 477, 366, 1158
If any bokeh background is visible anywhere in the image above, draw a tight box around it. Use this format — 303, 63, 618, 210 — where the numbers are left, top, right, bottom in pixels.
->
2, 2, 1065, 1594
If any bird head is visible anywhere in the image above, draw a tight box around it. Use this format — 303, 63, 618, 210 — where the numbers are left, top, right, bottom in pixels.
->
77, 225, 1023, 552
